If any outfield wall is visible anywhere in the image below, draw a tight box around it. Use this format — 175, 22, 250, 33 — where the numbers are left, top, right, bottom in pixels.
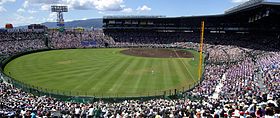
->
0, 47, 205, 102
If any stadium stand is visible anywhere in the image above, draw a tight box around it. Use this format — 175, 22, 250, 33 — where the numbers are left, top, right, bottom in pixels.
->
48, 30, 114, 49
1, 31, 279, 118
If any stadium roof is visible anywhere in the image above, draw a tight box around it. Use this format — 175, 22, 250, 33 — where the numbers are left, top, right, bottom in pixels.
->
225, 0, 280, 14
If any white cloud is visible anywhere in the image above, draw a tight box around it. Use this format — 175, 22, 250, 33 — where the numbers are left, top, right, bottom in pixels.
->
0, 0, 16, 5
23, 1, 29, 8
231, 0, 249, 3
23, 0, 62, 12
93, 0, 124, 11
0, 6, 6, 12
0, 0, 16, 12
136, 5, 151, 12
9, 14, 41, 26
63, 0, 94, 10
40, 4, 50, 11
82, 17, 89, 20
122, 7, 133, 13
46, 12, 57, 22
17, 8, 25, 12
26, 0, 59, 4
23, 0, 127, 11
17, 2, 38, 14
98, 11, 104, 14
27, 10, 38, 14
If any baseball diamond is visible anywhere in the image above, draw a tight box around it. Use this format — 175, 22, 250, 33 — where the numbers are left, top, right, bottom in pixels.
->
3, 48, 202, 97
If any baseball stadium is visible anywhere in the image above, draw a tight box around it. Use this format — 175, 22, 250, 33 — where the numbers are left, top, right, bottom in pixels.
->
0, 0, 280, 117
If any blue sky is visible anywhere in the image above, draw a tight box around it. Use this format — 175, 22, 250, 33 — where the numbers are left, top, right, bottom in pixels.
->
0, 0, 250, 27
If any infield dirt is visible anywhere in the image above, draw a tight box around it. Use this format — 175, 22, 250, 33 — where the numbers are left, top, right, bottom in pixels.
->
120, 48, 194, 58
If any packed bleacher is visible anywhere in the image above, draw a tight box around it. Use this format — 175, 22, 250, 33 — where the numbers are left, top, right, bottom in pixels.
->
48, 30, 114, 49
0, 30, 279, 117
0, 32, 47, 56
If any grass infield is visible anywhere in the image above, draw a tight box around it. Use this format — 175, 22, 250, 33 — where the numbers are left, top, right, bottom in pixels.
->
4, 48, 202, 97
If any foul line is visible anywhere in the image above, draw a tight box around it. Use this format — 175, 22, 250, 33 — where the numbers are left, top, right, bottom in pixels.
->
173, 49, 197, 83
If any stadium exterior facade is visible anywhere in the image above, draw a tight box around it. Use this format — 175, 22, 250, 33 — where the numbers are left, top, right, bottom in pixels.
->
103, 0, 280, 33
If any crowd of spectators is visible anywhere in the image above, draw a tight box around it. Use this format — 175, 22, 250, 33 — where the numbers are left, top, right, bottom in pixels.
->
204, 45, 247, 63
0, 30, 279, 117
191, 64, 226, 97
0, 32, 47, 56
221, 58, 256, 100
257, 52, 280, 97
1, 80, 279, 118
49, 30, 114, 49
0, 32, 45, 41
104, 31, 194, 44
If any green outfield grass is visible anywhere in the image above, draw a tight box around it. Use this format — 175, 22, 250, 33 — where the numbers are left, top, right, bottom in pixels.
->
4, 48, 202, 97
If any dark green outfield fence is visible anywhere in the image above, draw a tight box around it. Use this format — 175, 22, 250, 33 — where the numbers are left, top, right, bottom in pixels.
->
0, 48, 205, 103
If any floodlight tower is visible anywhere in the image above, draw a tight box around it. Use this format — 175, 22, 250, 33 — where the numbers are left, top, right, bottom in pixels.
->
51, 6, 68, 31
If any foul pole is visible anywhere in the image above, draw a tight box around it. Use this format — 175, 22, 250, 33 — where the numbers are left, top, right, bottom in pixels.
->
198, 21, 205, 80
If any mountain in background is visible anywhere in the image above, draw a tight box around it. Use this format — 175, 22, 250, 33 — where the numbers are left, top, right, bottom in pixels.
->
17, 18, 103, 29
